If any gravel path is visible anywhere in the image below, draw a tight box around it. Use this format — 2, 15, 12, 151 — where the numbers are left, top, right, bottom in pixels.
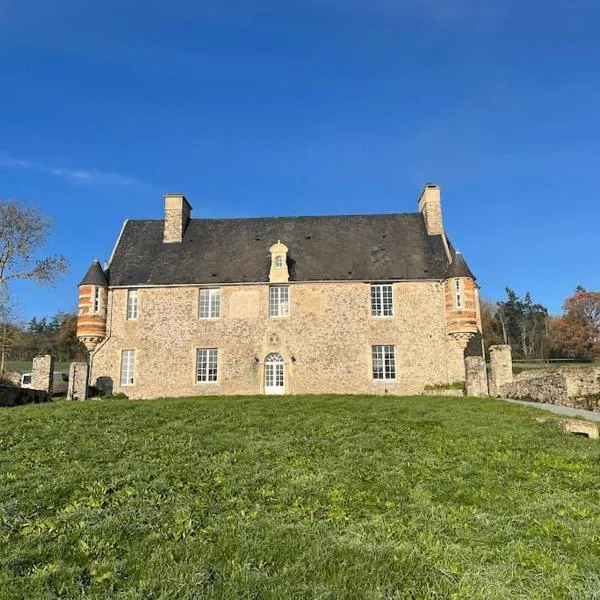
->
500, 398, 600, 422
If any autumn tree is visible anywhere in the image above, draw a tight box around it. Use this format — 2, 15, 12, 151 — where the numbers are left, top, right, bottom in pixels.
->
550, 287, 600, 359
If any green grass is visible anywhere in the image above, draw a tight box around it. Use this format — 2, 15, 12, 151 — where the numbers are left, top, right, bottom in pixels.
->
2, 396, 600, 599
512, 360, 599, 374
4, 361, 70, 374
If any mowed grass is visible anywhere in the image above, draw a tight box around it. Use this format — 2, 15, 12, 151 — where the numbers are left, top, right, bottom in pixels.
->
2, 396, 600, 599
4, 361, 70, 374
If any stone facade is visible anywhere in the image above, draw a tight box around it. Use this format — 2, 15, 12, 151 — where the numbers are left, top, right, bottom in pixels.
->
67, 362, 89, 401
90, 280, 480, 400
31, 355, 55, 394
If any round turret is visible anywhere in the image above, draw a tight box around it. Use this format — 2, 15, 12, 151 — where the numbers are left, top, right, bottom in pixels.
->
444, 251, 479, 343
76, 259, 109, 353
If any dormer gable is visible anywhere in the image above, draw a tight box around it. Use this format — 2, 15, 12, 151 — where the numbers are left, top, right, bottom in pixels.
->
269, 240, 289, 283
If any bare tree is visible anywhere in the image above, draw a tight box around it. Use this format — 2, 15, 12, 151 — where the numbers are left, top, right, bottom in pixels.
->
0, 200, 68, 287
0, 199, 68, 372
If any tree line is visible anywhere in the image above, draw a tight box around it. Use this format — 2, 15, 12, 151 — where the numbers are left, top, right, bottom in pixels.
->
482, 287, 600, 361
0, 312, 87, 370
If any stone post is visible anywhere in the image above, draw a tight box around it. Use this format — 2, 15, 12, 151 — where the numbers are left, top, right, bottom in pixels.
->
465, 356, 488, 397
488, 345, 513, 396
31, 354, 55, 394
67, 362, 89, 401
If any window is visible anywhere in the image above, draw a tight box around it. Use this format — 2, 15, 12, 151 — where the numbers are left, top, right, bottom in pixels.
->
269, 285, 289, 317
454, 279, 462, 310
372, 345, 396, 380
275, 256, 283, 269
199, 288, 221, 319
127, 290, 138, 320
120, 350, 136, 386
93, 287, 101, 314
196, 348, 218, 382
371, 284, 393, 317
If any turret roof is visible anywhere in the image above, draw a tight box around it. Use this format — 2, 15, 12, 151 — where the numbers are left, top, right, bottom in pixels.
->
79, 259, 108, 286
445, 251, 475, 280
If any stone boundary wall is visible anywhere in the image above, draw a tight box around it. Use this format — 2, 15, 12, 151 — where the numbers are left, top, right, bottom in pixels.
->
500, 367, 600, 411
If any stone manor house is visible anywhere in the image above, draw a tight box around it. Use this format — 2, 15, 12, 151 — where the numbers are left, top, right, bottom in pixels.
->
76, 185, 484, 399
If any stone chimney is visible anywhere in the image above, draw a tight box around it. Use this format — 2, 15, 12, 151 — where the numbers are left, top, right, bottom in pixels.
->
417, 184, 444, 236
163, 193, 192, 243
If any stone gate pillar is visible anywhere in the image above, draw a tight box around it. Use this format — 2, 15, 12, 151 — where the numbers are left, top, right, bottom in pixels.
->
488, 345, 513, 396
32, 355, 55, 395
465, 356, 488, 397
67, 362, 89, 401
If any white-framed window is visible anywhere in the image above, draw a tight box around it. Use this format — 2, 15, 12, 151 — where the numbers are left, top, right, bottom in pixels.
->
93, 287, 101, 314
269, 285, 289, 317
199, 288, 221, 319
454, 279, 462, 310
275, 256, 283, 269
196, 348, 218, 383
120, 349, 136, 386
127, 289, 138, 320
372, 345, 396, 380
371, 284, 394, 317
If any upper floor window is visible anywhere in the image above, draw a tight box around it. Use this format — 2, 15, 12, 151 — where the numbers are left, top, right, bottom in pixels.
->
372, 345, 396, 380
275, 256, 283, 269
269, 285, 289, 317
127, 290, 138, 320
120, 349, 136, 386
93, 287, 101, 314
371, 284, 393, 317
454, 279, 462, 310
196, 348, 218, 383
199, 288, 221, 319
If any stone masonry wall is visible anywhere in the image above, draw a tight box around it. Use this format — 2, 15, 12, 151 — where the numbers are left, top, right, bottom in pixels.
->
67, 362, 89, 401
31, 355, 55, 394
91, 281, 478, 399
500, 367, 600, 410
465, 356, 488, 397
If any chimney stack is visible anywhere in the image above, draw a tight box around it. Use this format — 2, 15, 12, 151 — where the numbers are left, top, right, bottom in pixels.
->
417, 184, 444, 236
163, 193, 192, 243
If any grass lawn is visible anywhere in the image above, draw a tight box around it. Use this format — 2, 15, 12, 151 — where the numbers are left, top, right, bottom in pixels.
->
2, 396, 600, 599
4, 361, 71, 374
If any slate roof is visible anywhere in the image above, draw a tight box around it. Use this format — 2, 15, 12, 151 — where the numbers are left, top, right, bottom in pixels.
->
445, 251, 476, 280
79, 259, 109, 286
106, 214, 466, 286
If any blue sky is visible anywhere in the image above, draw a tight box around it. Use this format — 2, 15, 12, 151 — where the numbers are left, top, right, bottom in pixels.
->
1, 0, 599, 320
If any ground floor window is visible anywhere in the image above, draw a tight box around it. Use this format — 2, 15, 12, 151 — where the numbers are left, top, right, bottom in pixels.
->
197, 348, 218, 382
120, 349, 136, 385
372, 345, 396, 380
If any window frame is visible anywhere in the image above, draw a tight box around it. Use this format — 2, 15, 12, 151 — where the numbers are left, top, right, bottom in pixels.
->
199, 288, 221, 320
372, 345, 396, 380
120, 349, 136, 386
454, 279, 463, 311
196, 348, 219, 383
269, 285, 290, 318
93, 286, 101, 314
370, 283, 394, 317
126, 289, 138, 320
